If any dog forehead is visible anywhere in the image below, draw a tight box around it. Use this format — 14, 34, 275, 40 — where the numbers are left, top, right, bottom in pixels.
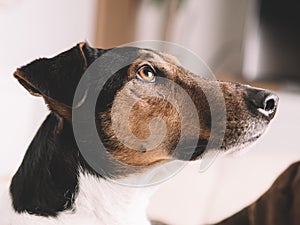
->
138, 49, 181, 66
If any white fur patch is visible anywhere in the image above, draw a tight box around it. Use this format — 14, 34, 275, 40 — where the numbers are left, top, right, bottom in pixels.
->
1, 173, 156, 225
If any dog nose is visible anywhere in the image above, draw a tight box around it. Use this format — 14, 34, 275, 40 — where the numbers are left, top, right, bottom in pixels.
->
246, 88, 279, 119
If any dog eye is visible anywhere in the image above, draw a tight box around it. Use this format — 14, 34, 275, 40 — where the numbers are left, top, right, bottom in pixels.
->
136, 65, 156, 82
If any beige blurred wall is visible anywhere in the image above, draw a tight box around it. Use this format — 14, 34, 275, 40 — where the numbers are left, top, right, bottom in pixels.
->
94, 0, 139, 48
94, 0, 252, 76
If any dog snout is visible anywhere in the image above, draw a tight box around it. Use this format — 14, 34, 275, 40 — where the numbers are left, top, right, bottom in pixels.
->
246, 87, 279, 120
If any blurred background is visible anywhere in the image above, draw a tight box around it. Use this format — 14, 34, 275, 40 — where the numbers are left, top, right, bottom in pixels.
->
0, 0, 300, 224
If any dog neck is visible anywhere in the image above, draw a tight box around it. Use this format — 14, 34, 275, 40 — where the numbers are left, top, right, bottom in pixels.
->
75, 172, 156, 225
9, 113, 158, 224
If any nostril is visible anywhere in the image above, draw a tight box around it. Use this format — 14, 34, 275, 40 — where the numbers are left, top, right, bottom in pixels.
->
256, 93, 279, 118
264, 96, 276, 112
246, 88, 279, 118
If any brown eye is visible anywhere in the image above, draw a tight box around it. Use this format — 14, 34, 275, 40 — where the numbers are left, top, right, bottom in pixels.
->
136, 65, 156, 82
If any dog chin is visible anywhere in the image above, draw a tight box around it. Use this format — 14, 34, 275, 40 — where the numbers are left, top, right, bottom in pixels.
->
175, 134, 262, 161
221, 134, 262, 156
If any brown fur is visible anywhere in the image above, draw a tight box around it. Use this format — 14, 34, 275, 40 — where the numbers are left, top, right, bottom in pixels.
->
13, 42, 278, 170
96, 49, 277, 167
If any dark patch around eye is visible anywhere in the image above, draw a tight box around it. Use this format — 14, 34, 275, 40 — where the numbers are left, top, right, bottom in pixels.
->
95, 66, 131, 113
154, 67, 168, 78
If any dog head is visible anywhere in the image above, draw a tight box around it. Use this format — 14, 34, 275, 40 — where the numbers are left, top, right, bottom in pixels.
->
14, 42, 278, 171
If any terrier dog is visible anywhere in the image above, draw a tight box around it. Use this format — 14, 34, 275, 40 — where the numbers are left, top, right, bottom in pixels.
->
0, 42, 278, 225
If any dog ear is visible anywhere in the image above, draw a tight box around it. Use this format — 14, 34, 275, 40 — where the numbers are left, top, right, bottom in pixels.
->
14, 42, 103, 120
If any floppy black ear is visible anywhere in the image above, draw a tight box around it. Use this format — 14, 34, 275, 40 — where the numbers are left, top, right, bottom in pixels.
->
14, 42, 103, 118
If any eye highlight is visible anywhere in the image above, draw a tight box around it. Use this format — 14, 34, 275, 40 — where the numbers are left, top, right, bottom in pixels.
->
136, 65, 156, 82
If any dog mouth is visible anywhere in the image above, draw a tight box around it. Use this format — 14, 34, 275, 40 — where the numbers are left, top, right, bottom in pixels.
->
243, 133, 262, 144
173, 131, 263, 161
171, 139, 208, 161
219, 132, 263, 154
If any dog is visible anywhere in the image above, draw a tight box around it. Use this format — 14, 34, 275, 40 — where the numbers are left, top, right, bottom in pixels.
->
0, 42, 278, 225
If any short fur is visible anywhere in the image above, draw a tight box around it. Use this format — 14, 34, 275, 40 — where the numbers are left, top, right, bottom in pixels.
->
0, 42, 278, 224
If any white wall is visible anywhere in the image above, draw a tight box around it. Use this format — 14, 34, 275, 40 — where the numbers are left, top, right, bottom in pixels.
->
0, 0, 97, 174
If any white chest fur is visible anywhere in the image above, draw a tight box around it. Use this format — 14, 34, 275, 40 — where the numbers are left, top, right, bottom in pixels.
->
1, 173, 156, 225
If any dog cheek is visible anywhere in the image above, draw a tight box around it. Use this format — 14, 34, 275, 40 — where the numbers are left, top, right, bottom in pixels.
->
128, 101, 153, 140
129, 99, 181, 147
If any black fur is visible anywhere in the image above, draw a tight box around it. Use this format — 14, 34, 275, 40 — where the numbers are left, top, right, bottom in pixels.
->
15, 43, 106, 106
10, 111, 118, 216
10, 43, 139, 217
10, 113, 79, 217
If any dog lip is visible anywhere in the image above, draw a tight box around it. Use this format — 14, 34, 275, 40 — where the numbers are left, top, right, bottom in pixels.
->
244, 134, 261, 144
178, 132, 263, 155
220, 132, 263, 152
173, 142, 208, 161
